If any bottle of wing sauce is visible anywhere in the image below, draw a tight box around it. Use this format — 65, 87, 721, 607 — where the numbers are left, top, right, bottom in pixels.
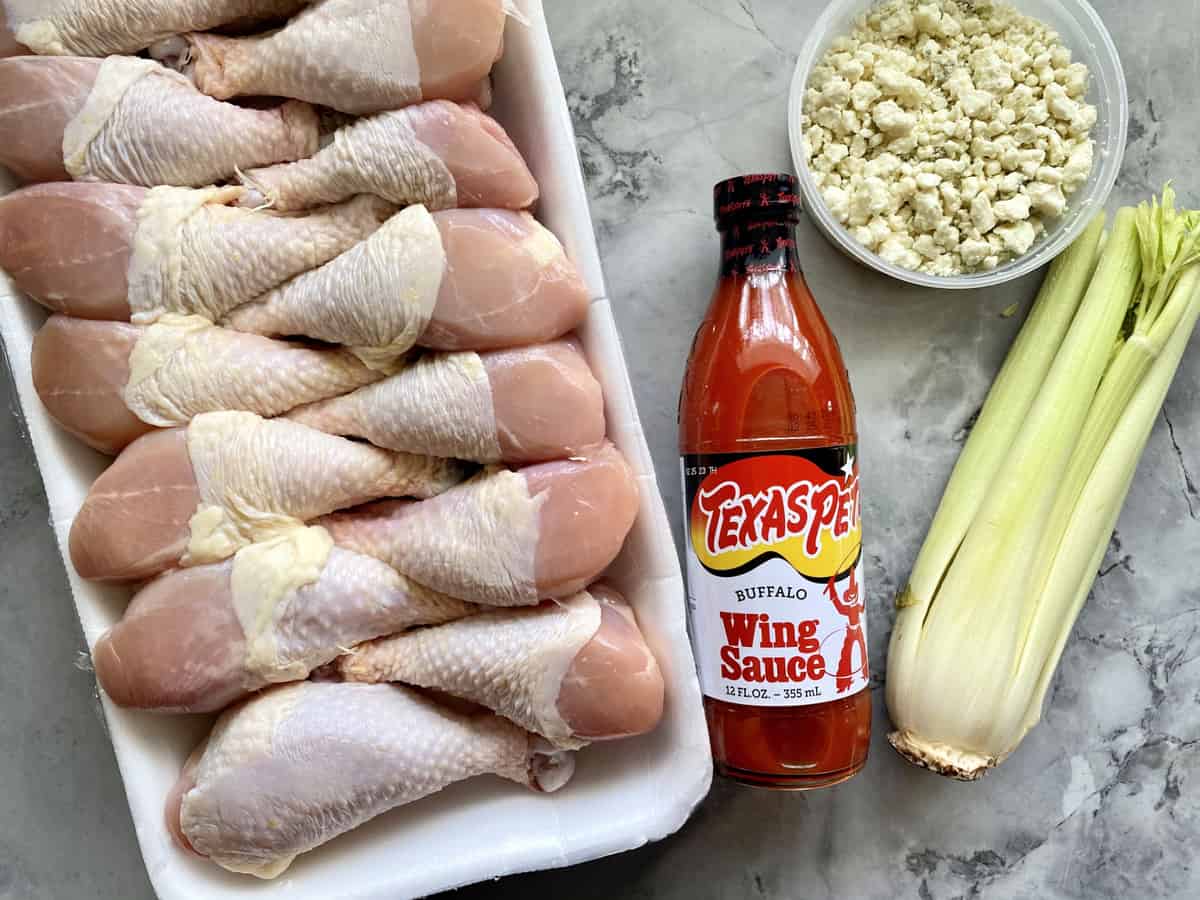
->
679, 173, 870, 789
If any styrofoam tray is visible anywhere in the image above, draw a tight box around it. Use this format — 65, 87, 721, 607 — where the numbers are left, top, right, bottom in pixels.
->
0, 2, 713, 897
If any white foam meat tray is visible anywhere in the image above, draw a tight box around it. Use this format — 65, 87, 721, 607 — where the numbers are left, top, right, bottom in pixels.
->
0, 2, 714, 897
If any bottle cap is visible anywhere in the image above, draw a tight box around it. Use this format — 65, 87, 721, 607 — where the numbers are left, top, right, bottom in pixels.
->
713, 174, 801, 229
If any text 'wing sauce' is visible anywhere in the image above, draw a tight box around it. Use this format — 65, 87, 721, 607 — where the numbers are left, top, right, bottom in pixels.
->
679, 173, 871, 789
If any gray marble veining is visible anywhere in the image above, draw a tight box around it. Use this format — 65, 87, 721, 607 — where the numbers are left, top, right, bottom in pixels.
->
2, 2, 1199, 898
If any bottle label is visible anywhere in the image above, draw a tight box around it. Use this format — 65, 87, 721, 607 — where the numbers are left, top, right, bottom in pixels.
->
681, 448, 868, 707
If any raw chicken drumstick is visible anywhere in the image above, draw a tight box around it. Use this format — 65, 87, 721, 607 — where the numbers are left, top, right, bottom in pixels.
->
320, 442, 641, 607
287, 339, 605, 464
339, 585, 665, 749
167, 681, 574, 879
235, 101, 539, 212
0, 56, 317, 186
69, 412, 465, 583
0, 184, 391, 321
33, 315, 381, 455
224, 207, 591, 366
160, 0, 508, 115
0, 0, 307, 57
0, 198, 588, 360
95, 529, 477, 714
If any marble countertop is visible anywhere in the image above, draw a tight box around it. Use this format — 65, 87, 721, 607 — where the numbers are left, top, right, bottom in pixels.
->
2, 1, 1199, 897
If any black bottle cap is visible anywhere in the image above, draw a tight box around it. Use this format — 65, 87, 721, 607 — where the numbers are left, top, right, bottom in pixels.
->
713, 174, 801, 229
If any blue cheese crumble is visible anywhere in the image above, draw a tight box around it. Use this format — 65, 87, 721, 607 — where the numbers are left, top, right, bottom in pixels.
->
801, 0, 1098, 276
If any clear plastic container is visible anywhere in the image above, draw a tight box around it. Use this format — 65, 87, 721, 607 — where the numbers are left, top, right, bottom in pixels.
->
788, 0, 1129, 290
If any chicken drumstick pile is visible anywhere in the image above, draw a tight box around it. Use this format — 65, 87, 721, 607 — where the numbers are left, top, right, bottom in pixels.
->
0, 0, 666, 879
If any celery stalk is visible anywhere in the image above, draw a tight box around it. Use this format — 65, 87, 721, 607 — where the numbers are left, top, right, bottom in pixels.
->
1013, 199, 1200, 661
1029, 266, 1200, 604
900, 214, 1106, 605
892, 211, 1141, 771
887, 192, 1200, 779
1013, 271, 1200, 743
887, 215, 1105, 710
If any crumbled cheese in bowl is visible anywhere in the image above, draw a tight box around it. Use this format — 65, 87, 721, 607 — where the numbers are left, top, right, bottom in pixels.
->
800, 0, 1098, 277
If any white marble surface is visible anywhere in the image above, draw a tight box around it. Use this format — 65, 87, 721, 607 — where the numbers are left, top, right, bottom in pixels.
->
3, 1, 1200, 898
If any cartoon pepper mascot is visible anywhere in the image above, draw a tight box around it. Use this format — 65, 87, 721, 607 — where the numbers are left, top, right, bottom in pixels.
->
825, 566, 866, 694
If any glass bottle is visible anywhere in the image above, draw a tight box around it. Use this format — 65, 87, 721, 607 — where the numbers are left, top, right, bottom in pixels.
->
679, 173, 871, 789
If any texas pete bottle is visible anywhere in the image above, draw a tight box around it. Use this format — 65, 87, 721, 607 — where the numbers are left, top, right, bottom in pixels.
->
679, 173, 870, 789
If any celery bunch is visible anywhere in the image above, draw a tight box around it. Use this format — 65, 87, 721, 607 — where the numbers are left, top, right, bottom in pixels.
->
886, 189, 1200, 779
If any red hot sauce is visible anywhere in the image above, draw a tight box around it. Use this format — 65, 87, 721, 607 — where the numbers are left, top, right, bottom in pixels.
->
679, 174, 871, 789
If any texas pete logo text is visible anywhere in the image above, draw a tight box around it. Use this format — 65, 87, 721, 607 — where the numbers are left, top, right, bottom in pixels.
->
690, 455, 861, 580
